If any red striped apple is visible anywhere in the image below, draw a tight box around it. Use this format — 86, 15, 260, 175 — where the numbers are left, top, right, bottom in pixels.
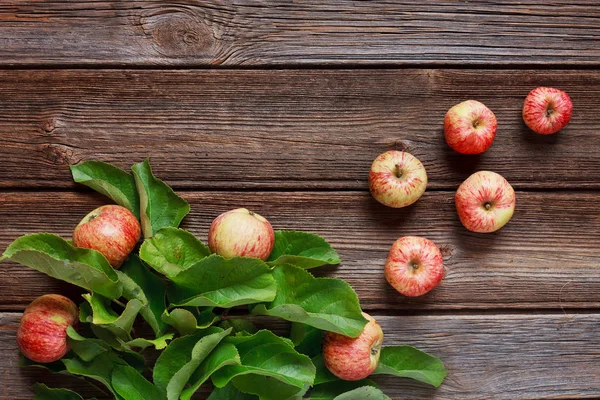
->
456, 171, 516, 233
368, 150, 427, 208
208, 208, 275, 261
522, 87, 572, 135
73, 205, 141, 268
444, 100, 497, 154
323, 312, 383, 381
18, 294, 78, 363
385, 236, 444, 297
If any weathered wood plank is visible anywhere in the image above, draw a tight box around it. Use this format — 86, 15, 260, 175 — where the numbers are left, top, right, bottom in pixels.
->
1, 69, 600, 190
1, 190, 599, 311
1, 1, 600, 66
2, 312, 600, 399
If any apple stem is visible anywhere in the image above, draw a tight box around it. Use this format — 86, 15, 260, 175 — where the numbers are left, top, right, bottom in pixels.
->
484, 202, 492, 210
472, 120, 480, 128
394, 164, 403, 179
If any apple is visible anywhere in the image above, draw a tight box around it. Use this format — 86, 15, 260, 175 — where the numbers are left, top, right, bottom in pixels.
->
522, 87, 572, 135
208, 208, 275, 261
73, 205, 141, 268
323, 312, 384, 381
368, 151, 427, 208
444, 100, 497, 154
17, 294, 78, 363
385, 236, 444, 297
455, 171, 516, 233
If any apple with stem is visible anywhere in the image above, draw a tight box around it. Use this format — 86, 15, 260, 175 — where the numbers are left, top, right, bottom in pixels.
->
522, 87, 572, 135
369, 151, 427, 208
444, 100, 497, 154
385, 236, 444, 297
455, 171, 516, 233
18, 294, 78, 363
323, 312, 384, 381
73, 205, 141, 268
208, 208, 275, 261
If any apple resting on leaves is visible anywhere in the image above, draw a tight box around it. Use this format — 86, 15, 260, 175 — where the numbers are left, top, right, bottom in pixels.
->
444, 100, 497, 154
73, 205, 141, 268
522, 87, 572, 135
385, 236, 444, 297
323, 312, 384, 381
369, 150, 427, 208
17, 294, 78, 363
208, 208, 275, 261
455, 171, 516, 233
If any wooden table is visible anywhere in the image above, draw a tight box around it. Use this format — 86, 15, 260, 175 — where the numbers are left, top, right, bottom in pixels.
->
1, 2, 600, 399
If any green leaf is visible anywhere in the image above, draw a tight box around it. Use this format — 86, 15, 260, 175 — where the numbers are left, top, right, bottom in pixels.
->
312, 354, 337, 385
153, 327, 232, 400
290, 323, 322, 358
167, 255, 277, 308
310, 380, 384, 400
161, 308, 219, 336
131, 159, 190, 238
207, 383, 258, 400
268, 231, 340, 269
32, 383, 95, 400
124, 333, 174, 351
251, 265, 367, 337
81, 293, 143, 341
331, 386, 391, 400
181, 342, 240, 400
1, 233, 122, 299
139, 227, 210, 277
66, 326, 110, 362
372, 346, 448, 387
212, 330, 315, 400
112, 364, 164, 400
119, 255, 168, 336
70, 161, 140, 219
219, 319, 258, 335
62, 352, 128, 399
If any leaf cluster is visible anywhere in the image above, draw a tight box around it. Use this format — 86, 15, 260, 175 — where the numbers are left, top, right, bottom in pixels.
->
3, 160, 447, 399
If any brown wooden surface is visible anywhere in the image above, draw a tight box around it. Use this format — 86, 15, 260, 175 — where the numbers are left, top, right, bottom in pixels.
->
1, 1, 600, 399
1, 1, 600, 66
1, 190, 599, 311
2, 69, 600, 190
3, 312, 600, 399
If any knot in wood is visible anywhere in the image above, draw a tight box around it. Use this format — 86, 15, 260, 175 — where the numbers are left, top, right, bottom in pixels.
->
39, 117, 56, 134
38, 144, 77, 166
143, 11, 215, 57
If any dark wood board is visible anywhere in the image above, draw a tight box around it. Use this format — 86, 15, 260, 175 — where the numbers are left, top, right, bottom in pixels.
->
2, 190, 599, 311
1, 1, 600, 66
2, 312, 600, 399
1, 69, 600, 190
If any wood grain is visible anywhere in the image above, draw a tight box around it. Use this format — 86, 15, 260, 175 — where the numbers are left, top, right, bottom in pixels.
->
1, 190, 599, 311
1, 1, 600, 66
1, 69, 600, 190
2, 312, 600, 399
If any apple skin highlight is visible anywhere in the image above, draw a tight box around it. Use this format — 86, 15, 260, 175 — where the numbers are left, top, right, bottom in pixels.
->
73, 205, 141, 268
522, 87, 572, 135
208, 208, 275, 261
455, 171, 516, 233
444, 100, 497, 154
323, 312, 384, 381
369, 150, 427, 208
385, 236, 444, 297
17, 294, 78, 363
